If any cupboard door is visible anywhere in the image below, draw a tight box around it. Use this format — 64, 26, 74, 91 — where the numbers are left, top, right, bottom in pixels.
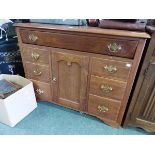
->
130, 61, 155, 131
52, 48, 89, 111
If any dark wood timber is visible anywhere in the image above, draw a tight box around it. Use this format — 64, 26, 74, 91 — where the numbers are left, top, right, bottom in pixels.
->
15, 23, 149, 128
124, 32, 155, 132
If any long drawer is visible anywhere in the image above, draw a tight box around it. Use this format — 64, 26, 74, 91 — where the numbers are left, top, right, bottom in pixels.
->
24, 62, 51, 82
22, 45, 51, 65
20, 29, 138, 59
89, 75, 127, 100
91, 57, 132, 81
31, 79, 52, 102
88, 94, 121, 121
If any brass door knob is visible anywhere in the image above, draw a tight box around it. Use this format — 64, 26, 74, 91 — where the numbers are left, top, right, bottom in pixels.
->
104, 65, 117, 73
98, 105, 109, 113
108, 43, 122, 53
100, 84, 113, 93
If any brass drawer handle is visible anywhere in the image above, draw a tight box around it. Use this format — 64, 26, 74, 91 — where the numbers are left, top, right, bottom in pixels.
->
98, 105, 109, 113
100, 84, 113, 93
52, 77, 57, 82
29, 34, 38, 42
31, 52, 40, 61
33, 69, 42, 76
108, 43, 122, 53
36, 88, 44, 95
104, 65, 117, 73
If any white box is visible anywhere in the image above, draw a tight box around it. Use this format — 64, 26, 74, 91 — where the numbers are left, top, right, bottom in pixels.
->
0, 74, 37, 127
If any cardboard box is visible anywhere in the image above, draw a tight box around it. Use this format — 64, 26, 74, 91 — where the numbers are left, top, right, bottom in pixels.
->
0, 74, 37, 127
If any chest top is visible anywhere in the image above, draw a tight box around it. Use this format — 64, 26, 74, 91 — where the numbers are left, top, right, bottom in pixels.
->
14, 23, 150, 59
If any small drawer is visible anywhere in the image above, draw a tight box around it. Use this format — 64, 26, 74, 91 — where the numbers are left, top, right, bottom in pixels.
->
22, 45, 50, 65
88, 94, 121, 121
31, 79, 52, 102
91, 57, 132, 81
25, 62, 51, 82
89, 75, 126, 100
20, 29, 138, 59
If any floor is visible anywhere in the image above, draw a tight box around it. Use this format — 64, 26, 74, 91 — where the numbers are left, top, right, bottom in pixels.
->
0, 102, 153, 135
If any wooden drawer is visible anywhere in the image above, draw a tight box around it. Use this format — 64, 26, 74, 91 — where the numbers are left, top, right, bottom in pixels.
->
89, 75, 126, 100
22, 45, 50, 65
20, 29, 138, 59
31, 79, 52, 102
25, 62, 51, 82
88, 94, 121, 121
91, 57, 132, 81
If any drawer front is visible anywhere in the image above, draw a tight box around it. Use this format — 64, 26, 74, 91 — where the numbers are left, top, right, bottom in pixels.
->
20, 29, 138, 59
88, 94, 121, 121
22, 45, 50, 65
25, 62, 51, 82
91, 57, 132, 81
31, 79, 52, 102
90, 75, 126, 100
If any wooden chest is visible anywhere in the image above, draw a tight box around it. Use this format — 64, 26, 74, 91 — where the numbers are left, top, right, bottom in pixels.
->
15, 23, 150, 128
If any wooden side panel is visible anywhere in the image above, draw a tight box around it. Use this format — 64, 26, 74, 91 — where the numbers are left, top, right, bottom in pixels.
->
124, 33, 155, 132
142, 86, 155, 121
117, 39, 147, 126
131, 61, 155, 123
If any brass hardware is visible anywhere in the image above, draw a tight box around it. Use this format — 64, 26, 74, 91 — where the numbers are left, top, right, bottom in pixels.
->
36, 89, 44, 95
100, 84, 113, 93
29, 34, 38, 42
108, 43, 122, 53
52, 77, 57, 82
33, 69, 42, 76
31, 52, 40, 61
98, 105, 109, 113
104, 65, 117, 73
126, 63, 132, 68
67, 61, 72, 66
52, 69, 57, 82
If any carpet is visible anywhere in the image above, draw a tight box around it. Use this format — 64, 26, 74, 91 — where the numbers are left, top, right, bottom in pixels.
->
0, 102, 153, 135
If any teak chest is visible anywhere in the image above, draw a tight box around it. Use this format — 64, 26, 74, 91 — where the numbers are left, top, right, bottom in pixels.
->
15, 23, 150, 128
